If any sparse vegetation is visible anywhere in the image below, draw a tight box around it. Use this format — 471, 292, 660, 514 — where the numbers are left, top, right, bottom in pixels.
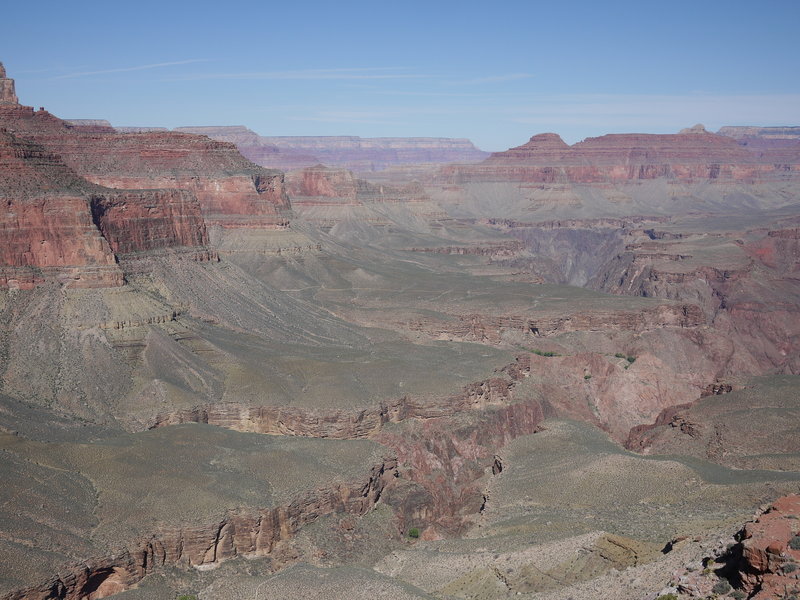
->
532, 349, 560, 357
712, 579, 732, 595
614, 352, 636, 363
731, 591, 747, 600
785, 562, 798, 573
655, 594, 678, 600
790, 535, 800, 550
177, 595, 197, 600
408, 527, 420, 539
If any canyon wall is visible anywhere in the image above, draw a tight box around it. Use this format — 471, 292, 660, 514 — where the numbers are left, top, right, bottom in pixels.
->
176, 129, 489, 172
440, 127, 800, 184
0, 129, 123, 288
0, 64, 288, 289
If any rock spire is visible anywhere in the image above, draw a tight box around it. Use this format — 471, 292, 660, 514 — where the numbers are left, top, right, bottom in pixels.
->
0, 61, 19, 104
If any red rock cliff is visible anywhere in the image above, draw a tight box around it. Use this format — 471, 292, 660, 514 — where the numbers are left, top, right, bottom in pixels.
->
0, 130, 123, 289
0, 91, 290, 229
89, 189, 209, 254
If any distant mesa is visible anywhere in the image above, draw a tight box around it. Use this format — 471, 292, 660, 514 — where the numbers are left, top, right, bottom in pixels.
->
717, 125, 800, 140
145, 127, 490, 172
441, 123, 800, 184
114, 126, 170, 133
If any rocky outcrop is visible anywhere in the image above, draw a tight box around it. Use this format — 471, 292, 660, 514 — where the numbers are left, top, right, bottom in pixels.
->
149, 369, 524, 437
405, 303, 704, 344
2, 458, 396, 600
0, 62, 18, 105
731, 494, 800, 599
404, 241, 525, 257
379, 400, 547, 537
0, 123, 213, 288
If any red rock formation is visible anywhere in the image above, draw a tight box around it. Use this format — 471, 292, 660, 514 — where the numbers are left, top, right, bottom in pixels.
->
285, 165, 360, 199
0, 74, 291, 230
0, 64, 225, 288
89, 189, 209, 254
0, 62, 18, 105
0, 130, 123, 289
734, 494, 800, 599
42, 131, 290, 228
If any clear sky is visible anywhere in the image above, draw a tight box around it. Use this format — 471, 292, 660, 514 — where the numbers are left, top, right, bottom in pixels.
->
2, 0, 799, 150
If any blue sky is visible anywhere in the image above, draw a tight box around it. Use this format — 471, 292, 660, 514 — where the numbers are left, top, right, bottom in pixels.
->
2, 0, 799, 150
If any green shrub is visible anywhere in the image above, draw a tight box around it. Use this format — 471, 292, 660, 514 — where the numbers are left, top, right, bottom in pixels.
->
731, 591, 747, 600
584, 374, 592, 380
712, 579, 732, 595
531, 349, 559, 357
790, 535, 800, 550
626, 355, 636, 363
614, 353, 626, 359
655, 594, 678, 600
177, 595, 197, 600
785, 562, 798, 573
531, 350, 561, 356
408, 527, 420, 539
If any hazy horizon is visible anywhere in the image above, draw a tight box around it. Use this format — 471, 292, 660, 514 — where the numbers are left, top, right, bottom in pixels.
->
3, 0, 799, 151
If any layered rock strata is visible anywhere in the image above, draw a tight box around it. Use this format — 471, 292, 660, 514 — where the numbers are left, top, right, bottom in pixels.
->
0, 71, 290, 230
2, 459, 396, 600
440, 128, 800, 183
89, 189, 208, 254
0, 130, 123, 288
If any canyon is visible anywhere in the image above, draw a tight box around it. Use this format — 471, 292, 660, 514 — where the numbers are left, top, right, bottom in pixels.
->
0, 61, 798, 600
